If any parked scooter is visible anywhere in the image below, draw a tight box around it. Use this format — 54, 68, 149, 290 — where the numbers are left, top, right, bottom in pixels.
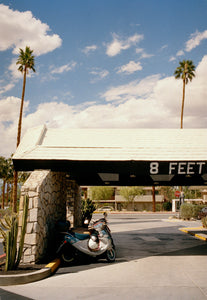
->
56, 213, 116, 263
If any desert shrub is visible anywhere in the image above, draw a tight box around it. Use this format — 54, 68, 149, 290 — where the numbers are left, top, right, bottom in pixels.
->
192, 204, 206, 219
180, 203, 206, 220
156, 204, 162, 211
180, 203, 194, 220
201, 216, 207, 228
163, 201, 172, 211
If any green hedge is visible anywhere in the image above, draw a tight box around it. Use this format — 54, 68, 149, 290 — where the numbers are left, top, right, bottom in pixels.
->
180, 203, 206, 220
162, 201, 172, 211
201, 216, 207, 228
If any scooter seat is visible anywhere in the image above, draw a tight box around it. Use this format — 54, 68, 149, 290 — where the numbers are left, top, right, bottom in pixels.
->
74, 232, 90, 240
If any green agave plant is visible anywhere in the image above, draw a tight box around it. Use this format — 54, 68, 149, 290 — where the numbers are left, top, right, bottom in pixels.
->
0, 195, 29, 271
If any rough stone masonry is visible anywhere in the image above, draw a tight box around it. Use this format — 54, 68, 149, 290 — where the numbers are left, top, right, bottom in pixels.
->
19, 170, 82, 264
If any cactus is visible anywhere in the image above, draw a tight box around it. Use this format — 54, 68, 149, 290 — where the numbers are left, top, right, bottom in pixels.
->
0, 195, 29, 271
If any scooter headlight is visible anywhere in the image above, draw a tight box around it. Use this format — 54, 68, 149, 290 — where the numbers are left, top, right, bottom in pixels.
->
88, 237, 99, 251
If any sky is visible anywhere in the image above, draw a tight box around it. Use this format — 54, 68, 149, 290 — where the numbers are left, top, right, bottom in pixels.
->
1, 0, 207, 157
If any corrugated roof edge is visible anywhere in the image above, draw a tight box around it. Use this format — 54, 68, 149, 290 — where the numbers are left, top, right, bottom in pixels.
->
35, 124, 47, 146
13, 125, 47, 158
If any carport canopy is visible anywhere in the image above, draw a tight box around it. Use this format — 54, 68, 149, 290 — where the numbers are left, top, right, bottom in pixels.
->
12, 125, 207, 186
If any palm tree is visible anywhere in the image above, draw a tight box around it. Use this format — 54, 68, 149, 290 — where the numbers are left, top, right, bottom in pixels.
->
13, 46, 35, 212
0, 157, 10, 209
174, 60, 195, 129
5, 158, 14, 206
16, 46, 35, 147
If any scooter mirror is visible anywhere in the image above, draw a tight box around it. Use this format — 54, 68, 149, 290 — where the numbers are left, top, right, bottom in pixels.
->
103, 212, 107, 218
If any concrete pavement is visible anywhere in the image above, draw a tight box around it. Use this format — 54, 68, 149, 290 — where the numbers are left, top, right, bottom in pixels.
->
1, 213, 207, 299
0, 258, 61, 286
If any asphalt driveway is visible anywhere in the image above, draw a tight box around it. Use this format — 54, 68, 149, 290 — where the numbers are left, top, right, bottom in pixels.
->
1, 213, 207, 300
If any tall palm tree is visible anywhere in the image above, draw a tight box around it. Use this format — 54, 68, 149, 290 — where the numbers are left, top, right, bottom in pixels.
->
13, 46, 35, 213
174, 60, 195, 129
16, 46, 35, 147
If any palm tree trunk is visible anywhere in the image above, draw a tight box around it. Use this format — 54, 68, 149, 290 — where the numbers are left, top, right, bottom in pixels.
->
13, 68, 27, 213
6, 182, 9, 206
13, 171, 18, 213
180, 79, 185, 129
17, 68, 26, 147
10, 182, 13, 208
2, 180, 5, 210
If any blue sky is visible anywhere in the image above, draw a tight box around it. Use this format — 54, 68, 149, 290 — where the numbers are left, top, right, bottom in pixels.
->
1, 0, 207, 156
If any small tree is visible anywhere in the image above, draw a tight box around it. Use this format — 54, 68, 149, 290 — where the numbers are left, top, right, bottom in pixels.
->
160, 186, 174, 202
90, 186, 114, 201
183, 187, 201, 199
119, 186, 143, 210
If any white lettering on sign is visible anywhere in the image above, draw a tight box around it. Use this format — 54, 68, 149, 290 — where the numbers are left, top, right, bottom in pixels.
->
169, 162, 177, 175
187, 162, 195, 174
150, 162, 206, 175
197, 162, 205, 174
150, 162, 159, 174
169, 162, 205, 175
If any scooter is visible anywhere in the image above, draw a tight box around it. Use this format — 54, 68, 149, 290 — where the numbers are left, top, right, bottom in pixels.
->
56, 213, 116, 263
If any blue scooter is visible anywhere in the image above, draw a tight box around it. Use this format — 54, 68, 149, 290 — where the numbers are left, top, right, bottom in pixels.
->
56, 214, 115, 263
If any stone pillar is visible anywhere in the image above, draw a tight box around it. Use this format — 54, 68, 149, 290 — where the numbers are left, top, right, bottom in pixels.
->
20, 170, 82, 264
20, 170, 67, 264
66, 178, 82, 228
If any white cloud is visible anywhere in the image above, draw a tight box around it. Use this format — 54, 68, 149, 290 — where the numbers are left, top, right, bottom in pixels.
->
0, 82, 15, 95
169, 56, 176, 62
135, 48, 153, 59
102, 75, 160, 102
106, 33, 143, 57
185, 30, 207, 52
135, 48, 144, 54
82, 45, 98, 54
0, 4, 62, 56
0, 96, 29, 156
51, 62, 77, 74
90, 69, 109, 83
117, 60, 142, 74
160, 45, 168, 51
1, 55, 207, 157
140, 52, 154, 59
176, 50, 184, 56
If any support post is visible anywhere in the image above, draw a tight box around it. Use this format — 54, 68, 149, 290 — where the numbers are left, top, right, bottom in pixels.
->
152, 186, 156, 212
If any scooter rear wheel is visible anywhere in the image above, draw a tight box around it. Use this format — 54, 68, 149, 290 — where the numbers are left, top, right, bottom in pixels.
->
106, 248, 116, 262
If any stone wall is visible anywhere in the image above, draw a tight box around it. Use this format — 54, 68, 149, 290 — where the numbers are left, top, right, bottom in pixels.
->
66, 176, 82, 228
20, 170, 67, 264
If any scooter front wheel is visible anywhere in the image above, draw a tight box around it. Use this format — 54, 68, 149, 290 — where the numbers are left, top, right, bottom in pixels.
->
106, 248, 116, 262
61, 245, 75, 263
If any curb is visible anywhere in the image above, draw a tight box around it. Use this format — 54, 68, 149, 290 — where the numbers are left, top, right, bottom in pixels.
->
0, 258, 61, 286
179, 226, 207, 241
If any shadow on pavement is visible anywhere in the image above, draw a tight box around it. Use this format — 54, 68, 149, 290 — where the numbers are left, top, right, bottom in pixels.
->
55, 225, 207, 276
0, 288, 34, 300
158, 243, 207, 256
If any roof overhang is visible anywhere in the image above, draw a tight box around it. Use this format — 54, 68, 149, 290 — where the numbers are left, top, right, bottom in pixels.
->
12, 125, 207, 186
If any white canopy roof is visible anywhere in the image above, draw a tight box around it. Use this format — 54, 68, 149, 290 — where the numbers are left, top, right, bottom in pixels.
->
12, 125, 207, 186
13, 125, 207, 161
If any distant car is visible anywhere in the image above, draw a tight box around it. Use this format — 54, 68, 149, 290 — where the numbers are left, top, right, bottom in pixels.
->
198, 207, 207, 220
97, 206, 114, 212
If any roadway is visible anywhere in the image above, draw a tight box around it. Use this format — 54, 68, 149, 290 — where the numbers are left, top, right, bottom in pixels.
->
1, 213, 207, 299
